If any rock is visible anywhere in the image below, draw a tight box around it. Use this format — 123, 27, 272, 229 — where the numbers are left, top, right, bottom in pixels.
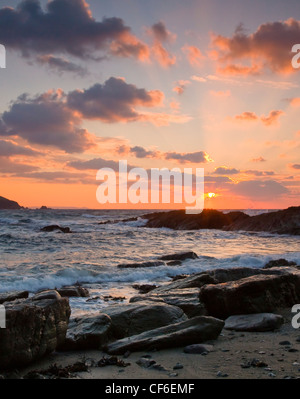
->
199, 270, 300, 319
152, 273, 216, 293
183, 344, 214, 354
279, 341, 291, 346
0, 196, 22, 209
57, 286, 89, 298
166, 261, 182, 266
226, 206, 300, 235
158, 252, 199, 261
103, 302, 187, 339
130, 288, 206, 318
173, 363, 183, 370
105, 316, 224, 355
0, 291, 29, 304
117, 261, 165, 269
142, 209, 249, 230
40, 225, 72, 233
59, 314, 112, 351
136, 358, 156, 368
224, 313, 284, 332
132, 284, 158, 294
264, 259, 297, 269
0, 292, 70, 370
33, 290, 62, 301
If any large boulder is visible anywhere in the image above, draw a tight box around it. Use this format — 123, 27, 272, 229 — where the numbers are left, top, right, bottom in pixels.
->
59, 314, 112, 351
206, 267, 289, 283
0, 291, 71, 370
130, 288, 206, 318
102, 302, 187, 339
224, 313, 284, 332
105, 316, 224, 355
158, 252, 199, 261
199, 271, 300, 319
57, 286, 89, 298
0, 291, 29, 304
152, 273, 216, 293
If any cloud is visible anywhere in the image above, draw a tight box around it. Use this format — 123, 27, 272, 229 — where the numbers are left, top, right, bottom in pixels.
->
173, 80, 190, 95
0, 157, 39, 174
243, 170, 275, 176
67, 157, 135, 171
0, 0, 149, 62
231, 180, 289, 200
211, 19, 300, 75
165, 151, 213, 164
287, 97, 300, 107
210, 90, 231, 98
148, 21, 176, 67
234, 110, 284, 126
213, 166, 240, 175
36, 54, 87, 76
182, 45, 204, 67
0, 139, 41, 157
251, 156, 266, 163
0, 90, 95, 153
290, 164, 300, 170
129, 146, 159, 159
67, 77, 164, 122
191, 75, 207, 83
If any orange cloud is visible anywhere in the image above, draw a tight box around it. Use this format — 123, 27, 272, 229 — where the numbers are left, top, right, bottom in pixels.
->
289, 98, 300, 107
234, 110, 284, 126
210, 90, 231, 98
211, 19, 300, 75
182, 45, 205, 67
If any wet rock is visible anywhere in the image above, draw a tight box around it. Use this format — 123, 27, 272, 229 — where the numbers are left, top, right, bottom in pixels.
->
158, 252, 199, 261
40, 225, 72, 233
57, 286, 89, 298
59, 314, 112, 351
117, 261, 165, 269
132, 284, 158, 294
97, 356, 130, 368
0, 292, 70, 370
173, 363, 184, 370
264, 259, 297, 269
0, 291, 29, 304
224, 313, 284, 332
103, 301, 187, 339
279, 341, 291, 346
152, 273, 216, 293
105, 316, 224, 355
199, 271, 300, 319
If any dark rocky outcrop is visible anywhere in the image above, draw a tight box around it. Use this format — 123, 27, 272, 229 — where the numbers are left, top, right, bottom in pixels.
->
0, 291, 71, 370
142, 209, 249, 230
152, 273, 216, 293
224, 313, 284, 332
105, 316, 224, 355
0, 196, 22, 210
117, 261, 165, 269
57, 286, 89, 298
158, 252, 199, 261
132, 284, 158, 294
199, 270, 300, 319
101, 302, 187, 339
264, 258, 297, 269
59, 314, 112, 351
40, 225, 72, 233
0, 291, 29, 305
226, 206, 300, 235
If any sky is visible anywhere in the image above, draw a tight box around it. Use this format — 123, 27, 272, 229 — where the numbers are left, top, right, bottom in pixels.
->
0, 0, 299, 209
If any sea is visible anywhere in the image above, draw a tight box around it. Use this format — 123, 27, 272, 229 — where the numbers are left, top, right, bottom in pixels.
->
0, 208, 299, 317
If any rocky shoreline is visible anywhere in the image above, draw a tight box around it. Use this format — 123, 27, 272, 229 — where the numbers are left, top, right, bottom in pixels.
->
1, 254, 300, 379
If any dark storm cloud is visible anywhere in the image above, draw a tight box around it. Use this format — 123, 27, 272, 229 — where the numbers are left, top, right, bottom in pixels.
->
0, 91, 95, 153
0, 139, 41, 156
0, 0, 149, 60
67, 77, 163, 122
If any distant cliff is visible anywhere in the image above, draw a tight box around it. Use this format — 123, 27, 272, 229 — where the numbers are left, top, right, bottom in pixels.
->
0, 196, 22, 210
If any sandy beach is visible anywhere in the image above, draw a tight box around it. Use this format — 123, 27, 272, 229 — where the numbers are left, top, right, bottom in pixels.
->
5, 308, 299, 380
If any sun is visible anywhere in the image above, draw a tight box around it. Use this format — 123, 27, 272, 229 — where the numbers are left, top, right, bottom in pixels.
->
207, 192, 216, 198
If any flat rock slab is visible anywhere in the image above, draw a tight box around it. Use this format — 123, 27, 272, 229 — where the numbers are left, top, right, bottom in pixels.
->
57, 286, 89, 298
224, 313, 284, 332
59, 314, 112, 351
152, 273, 216, 293
103, 301, 187, 339
105, 316, 224, 355
117, 261, 165, 269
